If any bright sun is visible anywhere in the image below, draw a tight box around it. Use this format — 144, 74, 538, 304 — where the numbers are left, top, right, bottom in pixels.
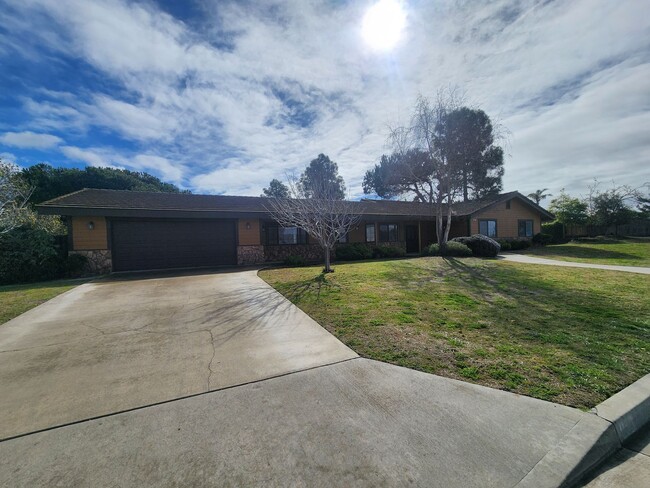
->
362, 0, 406, 51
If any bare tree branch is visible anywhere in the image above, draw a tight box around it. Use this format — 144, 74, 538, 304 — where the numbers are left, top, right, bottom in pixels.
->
0, 160, 33, 234
264, 173, 361, 272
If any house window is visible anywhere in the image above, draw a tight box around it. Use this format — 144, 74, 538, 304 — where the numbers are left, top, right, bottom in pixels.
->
518, 220, 534, 238
479, 219, 497, 238
338, 233, 348, 244
264, 224, 308, 245
506, 200, 511, 209
365, 224, 376, 243
379, 224, 399, 242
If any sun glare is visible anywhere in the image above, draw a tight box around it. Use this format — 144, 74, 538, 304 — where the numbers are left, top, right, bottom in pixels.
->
362, 0, 406, 51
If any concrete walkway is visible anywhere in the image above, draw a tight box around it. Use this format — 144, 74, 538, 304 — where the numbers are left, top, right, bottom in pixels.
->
1, 358, 592, 488
499, 253, 650, 274
578, 425, 650, 487
0, 269, 356, 440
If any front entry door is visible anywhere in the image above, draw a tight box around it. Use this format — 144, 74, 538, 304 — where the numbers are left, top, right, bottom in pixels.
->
405, 225, 419, 254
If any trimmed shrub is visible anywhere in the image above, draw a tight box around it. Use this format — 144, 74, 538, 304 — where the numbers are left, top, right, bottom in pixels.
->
63, 253, 88, 277
335, 243, 372, 261
497, 239, 512, 251
373, 245, 406, 259
532, 233, 553, 246
425, 242, 472, 257
443, 241, 472, 256
451, 234, 501, 258
284, 255, 306, 267
509, 239, 531, 251
541, 220, 565, 243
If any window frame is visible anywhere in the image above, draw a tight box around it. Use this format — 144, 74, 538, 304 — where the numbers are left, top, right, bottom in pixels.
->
365, 223, 376, 243
478, 219, 498, 238
518, 219, 534, 238
379, 223, 399, 243
264, 222, 309, 245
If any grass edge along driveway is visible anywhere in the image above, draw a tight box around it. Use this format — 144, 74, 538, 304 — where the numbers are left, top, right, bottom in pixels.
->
260, 257, 650, 409
0, 279, 90, 325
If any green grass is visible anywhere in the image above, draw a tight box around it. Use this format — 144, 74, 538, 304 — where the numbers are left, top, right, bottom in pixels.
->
0, 279, 90, 325
260, 258, 650, 409
523, 237, 650, 267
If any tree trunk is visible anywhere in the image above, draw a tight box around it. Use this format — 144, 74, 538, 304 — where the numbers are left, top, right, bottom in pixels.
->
463, 171, 468, 202
323, 246, 331, 273
443, 200, 453, 245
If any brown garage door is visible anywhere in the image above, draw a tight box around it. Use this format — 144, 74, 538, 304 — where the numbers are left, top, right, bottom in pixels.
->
111, 219, 237, 272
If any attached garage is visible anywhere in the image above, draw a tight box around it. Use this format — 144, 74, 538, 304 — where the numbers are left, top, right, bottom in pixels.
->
111, 219, 237, 272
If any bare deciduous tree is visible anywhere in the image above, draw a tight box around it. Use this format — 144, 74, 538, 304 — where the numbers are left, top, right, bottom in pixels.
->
388, 89, 466, 249
265, 173, 361, 273
0, 160, 32, 234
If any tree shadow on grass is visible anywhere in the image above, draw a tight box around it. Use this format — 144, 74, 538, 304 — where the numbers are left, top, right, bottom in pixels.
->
278, 272, 338, 302
382, 257, 650, 406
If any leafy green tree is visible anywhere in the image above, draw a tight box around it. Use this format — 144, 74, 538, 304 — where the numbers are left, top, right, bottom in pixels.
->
261, 179, 290, 198
592, 190, 635, 234
527, 188, 552, 205
548, 190, 588, 225
21, 163, 188, 204
363, 107, 504, 203
440, 107, 504, 201
363, 149, 436, 202
298, 154, 346, 200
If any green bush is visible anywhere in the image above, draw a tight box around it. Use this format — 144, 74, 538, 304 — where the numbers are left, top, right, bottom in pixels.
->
335, 243, 372, 261
425, 242, 472, 257
451, 234, 501, 258
532, 233, 553, 246
372, 245, 406, 259
64, 253, 88, 277
509, 239, 531, 251
497, 239, 512, 251
284, 255, 307, 267
0, 227, 65, 284
541, 220, 566, 243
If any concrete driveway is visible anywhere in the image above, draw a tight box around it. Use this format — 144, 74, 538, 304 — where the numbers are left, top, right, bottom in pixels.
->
0, 269, 356, 440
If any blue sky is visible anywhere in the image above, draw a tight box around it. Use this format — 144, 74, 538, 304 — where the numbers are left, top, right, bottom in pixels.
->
1, 0, 648, 200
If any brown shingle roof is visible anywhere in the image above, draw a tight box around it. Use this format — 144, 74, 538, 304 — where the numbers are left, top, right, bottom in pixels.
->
37, 188, 553, 219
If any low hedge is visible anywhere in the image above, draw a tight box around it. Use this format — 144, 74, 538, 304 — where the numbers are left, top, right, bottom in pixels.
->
451, 234, 501, 258
372, 245, 406, 259
509, 239, 531, 251
335, 243, 373, 261
425, 241, 472, 257
532, 233, 553, 246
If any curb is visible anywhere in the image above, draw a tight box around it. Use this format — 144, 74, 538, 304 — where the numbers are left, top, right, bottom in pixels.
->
514, 373, 650, 488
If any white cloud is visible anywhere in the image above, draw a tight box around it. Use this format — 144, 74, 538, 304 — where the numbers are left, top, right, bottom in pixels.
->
1, 0, 649, 199
0, 131, 63, 149
60, 146, 106, 166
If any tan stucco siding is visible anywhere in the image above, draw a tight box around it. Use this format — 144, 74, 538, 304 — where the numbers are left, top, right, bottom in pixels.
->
238, 219, 261, 245
470, 198, 541, 238
72, 216, 108, 250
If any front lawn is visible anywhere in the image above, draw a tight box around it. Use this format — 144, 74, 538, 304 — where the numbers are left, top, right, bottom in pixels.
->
0, 279, 89, 325
522, 237, 650, 267
260, 258, 650, 409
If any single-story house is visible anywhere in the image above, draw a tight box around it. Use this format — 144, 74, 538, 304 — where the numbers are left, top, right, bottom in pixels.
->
37, 189, 553, 273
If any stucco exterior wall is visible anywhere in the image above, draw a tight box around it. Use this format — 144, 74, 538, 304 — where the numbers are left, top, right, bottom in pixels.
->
238, 219, 261, 246
71, 216, 108, 250
470, 198, 541, 239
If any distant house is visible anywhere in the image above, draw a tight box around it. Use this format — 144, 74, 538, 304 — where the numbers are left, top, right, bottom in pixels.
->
38, 189, 553, 273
